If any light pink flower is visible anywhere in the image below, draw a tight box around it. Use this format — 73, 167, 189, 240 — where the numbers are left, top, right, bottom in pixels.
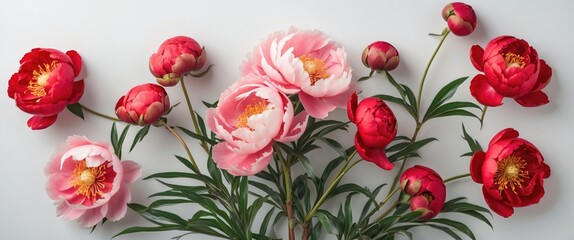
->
206, 74, 308, 176
241, 28, 353, 118
45, 136, 141, 227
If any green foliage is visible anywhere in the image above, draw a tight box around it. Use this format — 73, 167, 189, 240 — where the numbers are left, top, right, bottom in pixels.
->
461, 124, 483, 157
66, 102, 84, 120
110, 122, 130, 159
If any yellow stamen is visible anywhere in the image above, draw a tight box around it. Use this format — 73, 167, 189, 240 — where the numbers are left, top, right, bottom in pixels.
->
28, 61, 57, 97
299, 55, 330, 85
69, 160, 108, 200
236, 100, 269, 129
494, 155, 529, 193
503, 52, 526, 68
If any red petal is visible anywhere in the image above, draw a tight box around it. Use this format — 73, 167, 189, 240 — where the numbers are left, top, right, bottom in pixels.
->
488, 128, 519, 147
514, 91, 549, 107
68, 80, 85, 104
482, 186, 514, 218
470, 151, 485, 184
532, 59, 552, 92
347, 93, 358, 123
470, 45, 484, 72
27, 115, 58, 130
470, 74, 503, 106
66, 50, 83, 77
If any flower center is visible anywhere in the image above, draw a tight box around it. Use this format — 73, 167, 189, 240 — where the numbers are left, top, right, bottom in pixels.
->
28, 61, 57, 97
69, 160, 109, 202
503, 52, 526, 68
236, 100, 269, 129
494, 155, 529, 193
299, 55, 330, 85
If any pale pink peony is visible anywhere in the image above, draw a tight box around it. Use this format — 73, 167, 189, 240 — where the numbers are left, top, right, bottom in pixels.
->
206, 74, 309, 176
241, 28, 353, 118
45, 135, 141, 227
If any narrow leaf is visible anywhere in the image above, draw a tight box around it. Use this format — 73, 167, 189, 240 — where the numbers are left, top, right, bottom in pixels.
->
66, 102, 84, 120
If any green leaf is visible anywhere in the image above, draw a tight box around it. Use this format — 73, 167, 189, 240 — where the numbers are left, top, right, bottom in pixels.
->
426, 218, 475, 240
188, 64, 214, 78
259, 207, 276, 236
357, 70, 375, 82
375, 94, 417, 119
461, 123, 483, 157
388, 137, 437, 162
202, 100, 219, 108
316, 210, 338, 235
426, 224, 463, 240
128, 203, 187, 225
113, 225, 183, 238
148, 199, 193, 208
66, 102, 84, 120
177, 126, 218, 145
129, 125, 150, 152
423, 101, 480, 122
426, 77, 468, 116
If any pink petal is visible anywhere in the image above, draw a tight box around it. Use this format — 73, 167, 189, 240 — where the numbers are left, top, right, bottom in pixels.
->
105, 184, 130, 221
298, 92, 336, 119
469, 74, 504, 106
121, 160, 142, 184
77, 207, 104, 227
56, 203, 86, 220
212, 142, 273, 176
276, 111, 309, 142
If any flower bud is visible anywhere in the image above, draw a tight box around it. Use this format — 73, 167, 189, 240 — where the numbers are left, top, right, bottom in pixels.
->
442, 2, 477, 36
400, 165, 446, 220
361, 41, 399, 71
115, 83, 170, 126
149, 36, 206, 86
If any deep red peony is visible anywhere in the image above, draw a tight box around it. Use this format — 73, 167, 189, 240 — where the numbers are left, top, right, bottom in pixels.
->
347, 93, 397, 170
115, 83, 170, 126
442, 2, 477, 36
400, 165, 446, 220
7, 48, 84, 130
469, 36, 552, 107
470, 128, 551, 217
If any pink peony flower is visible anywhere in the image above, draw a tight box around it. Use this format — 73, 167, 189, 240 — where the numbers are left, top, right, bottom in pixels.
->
361, 41, 400, 71
442, 2, 477, 36
149, 36, 207, 86
45, 136, 141, 227
241, 28, 353, 119
206, 74, 309, 176
115, 83, 170, 126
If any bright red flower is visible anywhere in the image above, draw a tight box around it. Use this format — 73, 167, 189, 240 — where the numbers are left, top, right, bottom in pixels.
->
470, 128, 551, 217
470, 36, 552, 107
7, 48, 84, 130
149, 36, 207, 86
442, 2, 477, 36
347, 93, 397, 170
400, 165, 446, 220
361, 41, 400, 71
115, 83, 170, 126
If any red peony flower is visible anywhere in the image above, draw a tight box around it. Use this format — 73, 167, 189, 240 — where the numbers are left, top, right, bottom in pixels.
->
149, 36, 207, 87
442, 2, 477, 36
347, 93, 397, 170
400, 165, 446, 220
470, 128, 551, 217
115, 83, 170, 126
7, 48, 84, 130
361, 41, 400, 71
469, 36, 552, 107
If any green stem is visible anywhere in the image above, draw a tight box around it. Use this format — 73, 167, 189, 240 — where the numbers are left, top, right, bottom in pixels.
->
274, 145, 295, 240
479, 105, 488, 129
444, 173, 471, 183
79, 103, 120, 121
160, 120, 200, 174
363, 187, 401, 231
304, 151, 359, 223
180, 78, 208, 152
416, 28, 451, 114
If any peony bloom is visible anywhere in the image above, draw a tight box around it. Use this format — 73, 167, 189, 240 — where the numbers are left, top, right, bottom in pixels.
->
115, 83, 170, 126
361, 41, 400, 71
241, 28, 353, 118
347, 93, 397, 170
45, 136, 141, 227
149, 36, 207, 86
470, 36, 552, 107
470, 128, 550, 218
206, 75, 309, 176
400, 165, 446, 220
7, 48, 85, 130
442, 2, 477, 36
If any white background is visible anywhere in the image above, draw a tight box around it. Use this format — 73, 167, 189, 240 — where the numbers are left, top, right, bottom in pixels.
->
1, 1, 573, 239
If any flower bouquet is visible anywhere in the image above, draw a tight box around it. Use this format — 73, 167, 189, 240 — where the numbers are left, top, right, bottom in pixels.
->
4, 2, 560, 240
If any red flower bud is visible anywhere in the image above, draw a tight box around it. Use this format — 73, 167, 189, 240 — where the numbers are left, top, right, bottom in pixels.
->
361, 41, 399, 71
442, 2, 477, 36
400, 165, 446, 220
470, 128, 550, 218
115, 83, 170, 126
347, 93, 397, 170
149, 36, 206, 86
7, 48, 84, 130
